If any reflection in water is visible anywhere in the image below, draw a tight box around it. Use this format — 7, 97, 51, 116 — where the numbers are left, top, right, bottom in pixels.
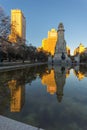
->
73, 65, 87, 80
0, 64, 87, 113
42, 69, 56, 95
0, 65, 48, 113
73, 70, 85, 80
54, 66, 67, 102
42, 65, 70, 102
8, 80, 25, 112
0, 64, 87, 130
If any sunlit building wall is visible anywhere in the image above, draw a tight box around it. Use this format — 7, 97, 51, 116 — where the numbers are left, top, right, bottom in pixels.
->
74, 43, 85, 55
42, 69, 57, 95
66, 46, 70, 56
42, 29, 57, 56
79, 44, 85, 54
42, 28, 70, 56
42, 38, 48, 51
9, 9, 26, 44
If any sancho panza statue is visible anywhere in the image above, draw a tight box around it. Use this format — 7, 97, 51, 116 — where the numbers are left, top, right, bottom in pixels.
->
53, 23, 71, 64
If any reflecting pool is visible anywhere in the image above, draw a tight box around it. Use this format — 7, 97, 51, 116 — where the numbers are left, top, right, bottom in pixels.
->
0, 64, 87, 130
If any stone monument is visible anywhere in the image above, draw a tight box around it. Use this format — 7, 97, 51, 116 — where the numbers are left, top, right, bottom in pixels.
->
53, 23, 71, 64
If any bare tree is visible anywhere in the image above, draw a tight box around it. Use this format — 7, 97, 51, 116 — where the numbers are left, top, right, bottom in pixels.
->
0, 6, 11, 39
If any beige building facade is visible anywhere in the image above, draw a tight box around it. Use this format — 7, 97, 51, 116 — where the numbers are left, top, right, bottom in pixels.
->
74, 43, 85, 55
9, 9, 26, 44
42, 28, 70, 56
42, 28, 57, 56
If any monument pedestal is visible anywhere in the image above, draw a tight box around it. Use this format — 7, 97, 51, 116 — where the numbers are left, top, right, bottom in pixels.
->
53, 52, 71, 64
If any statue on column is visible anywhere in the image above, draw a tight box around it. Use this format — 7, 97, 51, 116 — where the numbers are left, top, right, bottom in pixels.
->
53, 23, 71, 64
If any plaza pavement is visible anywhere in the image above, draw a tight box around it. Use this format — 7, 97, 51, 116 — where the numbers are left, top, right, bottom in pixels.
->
0, 116, 44, 130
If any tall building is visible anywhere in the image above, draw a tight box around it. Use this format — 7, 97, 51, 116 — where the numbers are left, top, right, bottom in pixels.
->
42, 28, 57, 56
74, 43, 85, 55
9, 9, 26, 44
41, 28, 70, 56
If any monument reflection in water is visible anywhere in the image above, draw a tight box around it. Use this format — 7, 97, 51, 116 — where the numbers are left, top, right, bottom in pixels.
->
0, 64, 87, 130
42, 65, 70, 102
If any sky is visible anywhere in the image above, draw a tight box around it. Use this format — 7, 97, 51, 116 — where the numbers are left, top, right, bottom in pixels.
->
0, 0, 87, 54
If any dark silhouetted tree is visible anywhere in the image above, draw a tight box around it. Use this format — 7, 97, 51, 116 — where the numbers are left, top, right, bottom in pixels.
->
0, 6, 11, 39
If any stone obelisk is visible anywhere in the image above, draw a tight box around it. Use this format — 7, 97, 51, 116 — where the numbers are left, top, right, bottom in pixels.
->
53, 23, 70, 64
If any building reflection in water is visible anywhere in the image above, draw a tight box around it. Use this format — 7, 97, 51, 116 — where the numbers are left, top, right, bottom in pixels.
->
42, 69, 57, 95
8, 79, 25, 112
42, 65, 70, 102
73, 65, 86, 80
5, 64, 87, 113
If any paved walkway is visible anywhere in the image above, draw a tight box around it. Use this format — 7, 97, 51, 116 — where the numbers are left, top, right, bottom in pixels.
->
0, 116, 44, 130
0, 62, 47, 72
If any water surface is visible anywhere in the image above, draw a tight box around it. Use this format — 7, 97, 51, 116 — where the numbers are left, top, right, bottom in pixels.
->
0, 64, 87, 130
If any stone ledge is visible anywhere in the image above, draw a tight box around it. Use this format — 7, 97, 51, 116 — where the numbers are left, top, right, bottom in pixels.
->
0, 62, 47, 72
0, 116, 44, 130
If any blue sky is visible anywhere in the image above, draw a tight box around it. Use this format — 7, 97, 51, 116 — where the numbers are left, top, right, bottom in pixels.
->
0, 0, 87, 54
